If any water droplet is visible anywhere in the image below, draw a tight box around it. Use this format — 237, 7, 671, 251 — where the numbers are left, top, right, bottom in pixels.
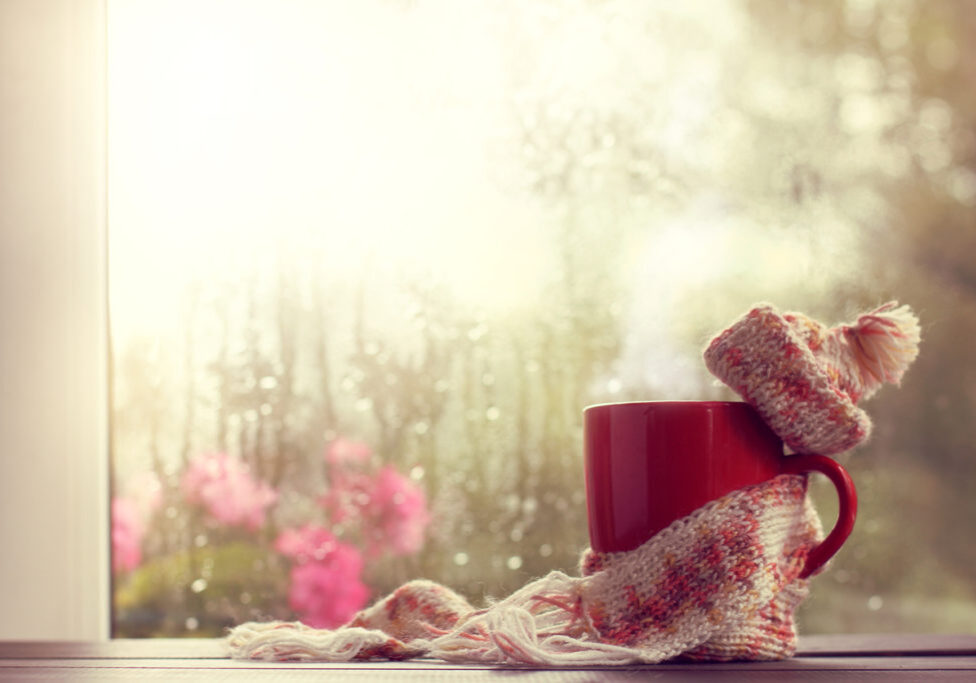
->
434, 379, 450, 393
414, 421, 429, 435
165, 506, 178, 520
485, 406, 501, 421
522, 497, 538, 515
454, 552, 470, 566
364, 341, 380, 356
867, 595, 883, 611
185, 617, 199, 631
524, 360, 540, 373
539, 543, 553, 558
191, 579, 207, 594
258, 376, 278, 390
259, 403, 272, 416
510, 528, 524, 542
467, 324, 487, 342
194, 534, 208, 548
507, 556, 523, 570
410, 466, 425, 480
240, 592, 252, 605
606, 378, 622, 394
355, 398, 373, 412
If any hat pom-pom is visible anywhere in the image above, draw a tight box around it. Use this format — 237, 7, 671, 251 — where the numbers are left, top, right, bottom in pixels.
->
842, 302, 920, 399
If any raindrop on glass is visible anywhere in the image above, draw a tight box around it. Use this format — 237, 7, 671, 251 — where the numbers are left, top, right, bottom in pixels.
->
507, 556, 523, 570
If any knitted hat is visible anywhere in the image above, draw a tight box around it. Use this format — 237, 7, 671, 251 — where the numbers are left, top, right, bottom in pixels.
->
703, 302, 920, 455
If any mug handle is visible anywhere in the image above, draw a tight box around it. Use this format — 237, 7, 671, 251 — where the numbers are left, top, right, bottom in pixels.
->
782, 454, 858, 579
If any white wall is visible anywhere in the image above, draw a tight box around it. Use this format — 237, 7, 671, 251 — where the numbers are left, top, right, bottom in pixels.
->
0, 0, 109, 639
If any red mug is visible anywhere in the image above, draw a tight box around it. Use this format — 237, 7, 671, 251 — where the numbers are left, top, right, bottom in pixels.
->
583, 401, 856, 579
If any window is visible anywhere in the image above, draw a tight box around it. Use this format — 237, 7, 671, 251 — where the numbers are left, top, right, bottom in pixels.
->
102, 0, 975, 638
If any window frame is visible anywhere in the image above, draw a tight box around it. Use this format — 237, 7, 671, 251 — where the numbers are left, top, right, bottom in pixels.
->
0, 0, 110, 639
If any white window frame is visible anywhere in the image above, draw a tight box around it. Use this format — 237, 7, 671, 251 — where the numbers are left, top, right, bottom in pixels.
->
0, 0, 110, 639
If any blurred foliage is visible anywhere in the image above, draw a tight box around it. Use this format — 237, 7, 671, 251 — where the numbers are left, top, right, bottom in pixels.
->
115, 542, 290, 637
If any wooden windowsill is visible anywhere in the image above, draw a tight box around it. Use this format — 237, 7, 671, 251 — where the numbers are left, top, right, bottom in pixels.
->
1, 634, 974, 680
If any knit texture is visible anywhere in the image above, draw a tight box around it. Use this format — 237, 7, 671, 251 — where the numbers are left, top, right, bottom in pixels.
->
703, 302, 920, 455
227, 474, 822, 666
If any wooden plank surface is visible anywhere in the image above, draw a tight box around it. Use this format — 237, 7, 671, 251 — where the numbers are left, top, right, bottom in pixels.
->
0, 636, 974, 680
2, 634, 974, 659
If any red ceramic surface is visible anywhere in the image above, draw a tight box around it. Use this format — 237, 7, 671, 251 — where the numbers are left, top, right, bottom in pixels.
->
583, 401, 856, 578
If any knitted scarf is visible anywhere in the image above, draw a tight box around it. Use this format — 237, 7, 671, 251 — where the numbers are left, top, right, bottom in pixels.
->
227, 473, 823, 666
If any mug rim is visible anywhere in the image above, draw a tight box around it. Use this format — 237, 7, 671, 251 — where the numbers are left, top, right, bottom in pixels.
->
583, 400, 750, 412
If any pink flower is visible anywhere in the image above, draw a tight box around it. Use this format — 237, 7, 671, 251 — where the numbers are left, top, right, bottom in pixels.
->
181, 452, 277, 530
285, 543, 369, 628
363, 465, 431, 557
320, 470, 374, 525
322, 463, 431, 557
325, 438, 372, 469
274, 524, 338, 564
111, 498, 143, 573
